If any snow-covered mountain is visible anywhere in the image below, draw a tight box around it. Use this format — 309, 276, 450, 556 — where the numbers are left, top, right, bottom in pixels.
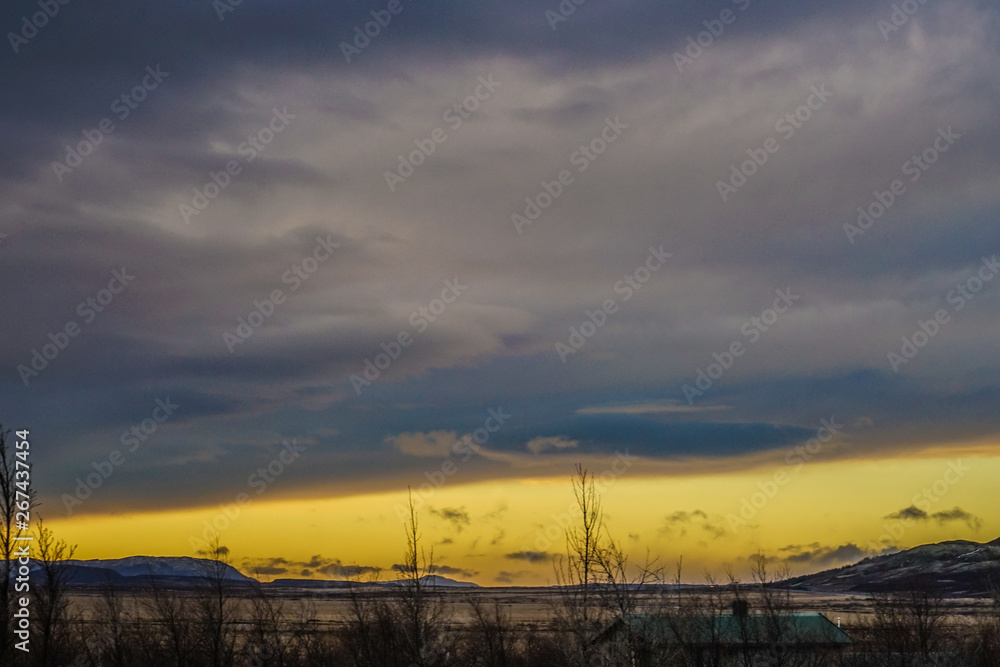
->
18, 556, 481, 588
786, 537, 1000, 597
56, 556, 253, 584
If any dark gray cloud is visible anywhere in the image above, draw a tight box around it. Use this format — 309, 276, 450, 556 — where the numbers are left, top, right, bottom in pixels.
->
660, 510, 726, 539
505, 551, 554, 564
430, 506, 471, 532
885, 506, 984, 530
428, 564, 478, 578
0, 0, 997, 526
777, 543, 864, 567
495, 570, 531, 585
389, 562, 476, 579
241, 555, 381, 579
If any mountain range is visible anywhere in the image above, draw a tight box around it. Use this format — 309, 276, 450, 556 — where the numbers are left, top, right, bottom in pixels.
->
17, 556, 479, 588
787, 537, 1000, 597
15, 537, 999, 595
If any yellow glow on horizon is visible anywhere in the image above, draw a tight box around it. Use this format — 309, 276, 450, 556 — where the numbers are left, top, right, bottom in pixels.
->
46, 452, 999, 587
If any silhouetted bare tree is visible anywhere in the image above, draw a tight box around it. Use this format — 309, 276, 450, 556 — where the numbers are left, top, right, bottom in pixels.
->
90, 572, 138, 667
243, 568, 291, 667
865, 585, 947, 667
341, 490, 449, 667
394, 489, 449, 666
31, 518, 78, 666
461, 595, 521, 667
595, 537, 663, 665
552, 465, 606, 664
143, 573, 201, 666
196, 535, 238, 667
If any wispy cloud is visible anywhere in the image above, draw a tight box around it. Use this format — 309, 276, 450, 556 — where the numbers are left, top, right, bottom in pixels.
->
885, 505, 983, 530
660, 510, 727, 539
505, 551, 553, 564
525, 436, 578, 454
430, 506, 471, 532
776, 543, 864, 567
577, 401, 731, 415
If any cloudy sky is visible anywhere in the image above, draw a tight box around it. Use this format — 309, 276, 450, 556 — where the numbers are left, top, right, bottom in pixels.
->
2, 0, 998, 585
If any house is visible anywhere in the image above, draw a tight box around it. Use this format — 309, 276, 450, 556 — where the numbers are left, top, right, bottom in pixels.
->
593, 600, 852, 666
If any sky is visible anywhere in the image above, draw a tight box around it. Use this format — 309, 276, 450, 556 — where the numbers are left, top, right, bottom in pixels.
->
1, 0, 998, 586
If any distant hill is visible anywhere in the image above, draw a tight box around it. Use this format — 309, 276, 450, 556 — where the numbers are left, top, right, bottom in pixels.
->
398, 574, 480, 588
786, 537, 1000, 597
22, 538, 998, 594
13, 556, 479, 589
19, 556, 256, 586
268, 574, 480, 589
66, 555, 253, 581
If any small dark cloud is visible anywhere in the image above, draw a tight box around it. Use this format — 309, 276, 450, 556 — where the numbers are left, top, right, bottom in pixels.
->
660, 510, 708, 537
660, 510, 726, 539
884, 505, 983, 530
328, 563, 381, 579
484, 503, 508, 521
930, 507, 983, 530
885, 505, 929, 521
505, 550, 553, 564
495, 570, 531, 585
778, 543, 864, 567
430, 506, 471, 532
244, 555, 379, 579
428, 564, 478, 578
390, 563, 476, 578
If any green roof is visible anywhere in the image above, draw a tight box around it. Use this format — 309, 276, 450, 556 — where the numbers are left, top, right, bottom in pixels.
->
604, 613, 852, 647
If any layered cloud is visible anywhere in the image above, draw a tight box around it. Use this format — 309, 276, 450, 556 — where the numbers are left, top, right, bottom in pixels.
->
0, 0, 997, 525
776, 543, 865, 567
885, 505, 984, 530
